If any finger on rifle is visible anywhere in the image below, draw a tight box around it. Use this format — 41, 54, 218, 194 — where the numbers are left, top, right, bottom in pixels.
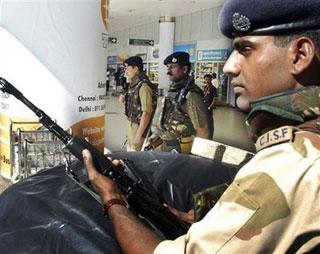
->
82, 149, 99, 180
107, 157, 121, 166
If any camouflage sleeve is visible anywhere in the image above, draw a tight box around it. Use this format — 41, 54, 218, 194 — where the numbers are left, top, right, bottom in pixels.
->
193, 183, 230, 222
185, 92, 208, 129
139, 83, 153, 113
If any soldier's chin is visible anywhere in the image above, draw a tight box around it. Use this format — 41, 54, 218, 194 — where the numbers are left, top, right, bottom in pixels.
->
168, 76, 175, 82
236, 96, 251, 112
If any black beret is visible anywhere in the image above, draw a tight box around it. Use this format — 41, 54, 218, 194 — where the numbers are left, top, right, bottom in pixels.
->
123, 56, 143, 70
219, 0, 320, 38
163, 51, 190, 66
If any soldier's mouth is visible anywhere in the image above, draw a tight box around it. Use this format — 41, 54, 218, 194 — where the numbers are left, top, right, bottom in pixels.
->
232, 82, 245, 95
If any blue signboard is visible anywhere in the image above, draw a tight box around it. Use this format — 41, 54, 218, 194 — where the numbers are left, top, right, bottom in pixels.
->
197, 49, 228, 62
107, 56, 117, 65
174, 44, 196, 62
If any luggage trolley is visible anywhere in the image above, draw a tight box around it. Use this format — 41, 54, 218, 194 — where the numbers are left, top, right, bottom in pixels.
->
10, 121, 72, 183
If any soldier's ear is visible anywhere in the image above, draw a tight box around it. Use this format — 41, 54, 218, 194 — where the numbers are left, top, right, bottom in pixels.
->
182, 65, 189, 74
133, 66, 140, 74
289, 37, 316, 75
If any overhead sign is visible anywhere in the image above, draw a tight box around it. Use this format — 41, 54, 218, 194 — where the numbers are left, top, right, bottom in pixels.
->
129, 38, 154, 46
197, 49, 229, 62
108, 37, 117, 44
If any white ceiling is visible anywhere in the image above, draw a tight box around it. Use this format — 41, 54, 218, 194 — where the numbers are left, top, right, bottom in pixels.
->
108, 0, 224, 32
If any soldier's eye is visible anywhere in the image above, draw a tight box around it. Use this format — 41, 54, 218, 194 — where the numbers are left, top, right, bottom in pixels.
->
239, 45, 252, 54
234, 41, 254, 55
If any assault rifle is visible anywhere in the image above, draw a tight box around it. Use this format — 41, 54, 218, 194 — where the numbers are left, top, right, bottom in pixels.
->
0, 77, 189, 239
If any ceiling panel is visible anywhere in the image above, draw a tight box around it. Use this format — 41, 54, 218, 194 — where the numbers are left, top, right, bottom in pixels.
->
108, 0, 224, 32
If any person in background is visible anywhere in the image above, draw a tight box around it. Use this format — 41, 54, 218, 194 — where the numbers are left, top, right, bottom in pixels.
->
211, 72, 219, 89
118, 56, 157, 151
106, 69, 110, 92
202, 73, 218, 139
147, 51, 209, 153
82, 0, 320, 253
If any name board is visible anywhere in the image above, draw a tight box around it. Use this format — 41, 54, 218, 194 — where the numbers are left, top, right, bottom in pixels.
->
129, 38, 154, 46
197, 49, 228, 62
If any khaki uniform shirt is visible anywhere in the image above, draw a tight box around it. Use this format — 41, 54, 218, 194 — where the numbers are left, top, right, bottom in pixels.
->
154, 126, 320, 253
127, 84, 153, 151
184, 91, 208, 130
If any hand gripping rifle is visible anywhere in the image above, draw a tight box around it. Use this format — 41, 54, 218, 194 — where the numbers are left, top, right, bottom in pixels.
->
0, 77, 189, 239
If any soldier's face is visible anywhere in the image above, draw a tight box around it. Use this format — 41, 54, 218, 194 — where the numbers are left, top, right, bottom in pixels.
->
125, 65, 138, 81
166, 64, 188, 82
223, 35, 299, 112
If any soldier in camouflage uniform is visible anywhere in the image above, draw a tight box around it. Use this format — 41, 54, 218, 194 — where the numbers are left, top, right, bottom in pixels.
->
119, 56, 157, 151
82, 0, 320, 253
148, 51, 209, 153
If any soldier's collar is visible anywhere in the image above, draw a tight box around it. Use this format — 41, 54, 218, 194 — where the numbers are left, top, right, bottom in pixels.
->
130, 72, 147, 87
248, 86, 320, 123
246, 86, 320, 139
255, 116, 320, 152
169, 77, 189, 92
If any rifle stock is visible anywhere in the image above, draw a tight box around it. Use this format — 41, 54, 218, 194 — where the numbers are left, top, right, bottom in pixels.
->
144, 137, 163, 151
0, 77, 189, 239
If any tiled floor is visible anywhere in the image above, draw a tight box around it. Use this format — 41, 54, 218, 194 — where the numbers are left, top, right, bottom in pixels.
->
105, 93, 127, 152
0, 176, 10, 194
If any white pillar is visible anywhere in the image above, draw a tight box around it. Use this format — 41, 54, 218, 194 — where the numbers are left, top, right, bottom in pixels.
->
158, 16, 175, 94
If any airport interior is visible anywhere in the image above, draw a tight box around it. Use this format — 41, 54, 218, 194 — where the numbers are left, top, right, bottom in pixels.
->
0, 0, 254, 192
1, 0, 318, 253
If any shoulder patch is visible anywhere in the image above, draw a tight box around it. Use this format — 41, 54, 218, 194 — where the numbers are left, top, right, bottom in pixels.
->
255, 126, 296, 152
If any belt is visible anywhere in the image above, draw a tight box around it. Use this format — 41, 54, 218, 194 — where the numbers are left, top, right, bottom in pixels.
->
163, 136, 194, 145
127, 117, 140, 124
179, 136, 194, 144
163, 139, 179, 146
